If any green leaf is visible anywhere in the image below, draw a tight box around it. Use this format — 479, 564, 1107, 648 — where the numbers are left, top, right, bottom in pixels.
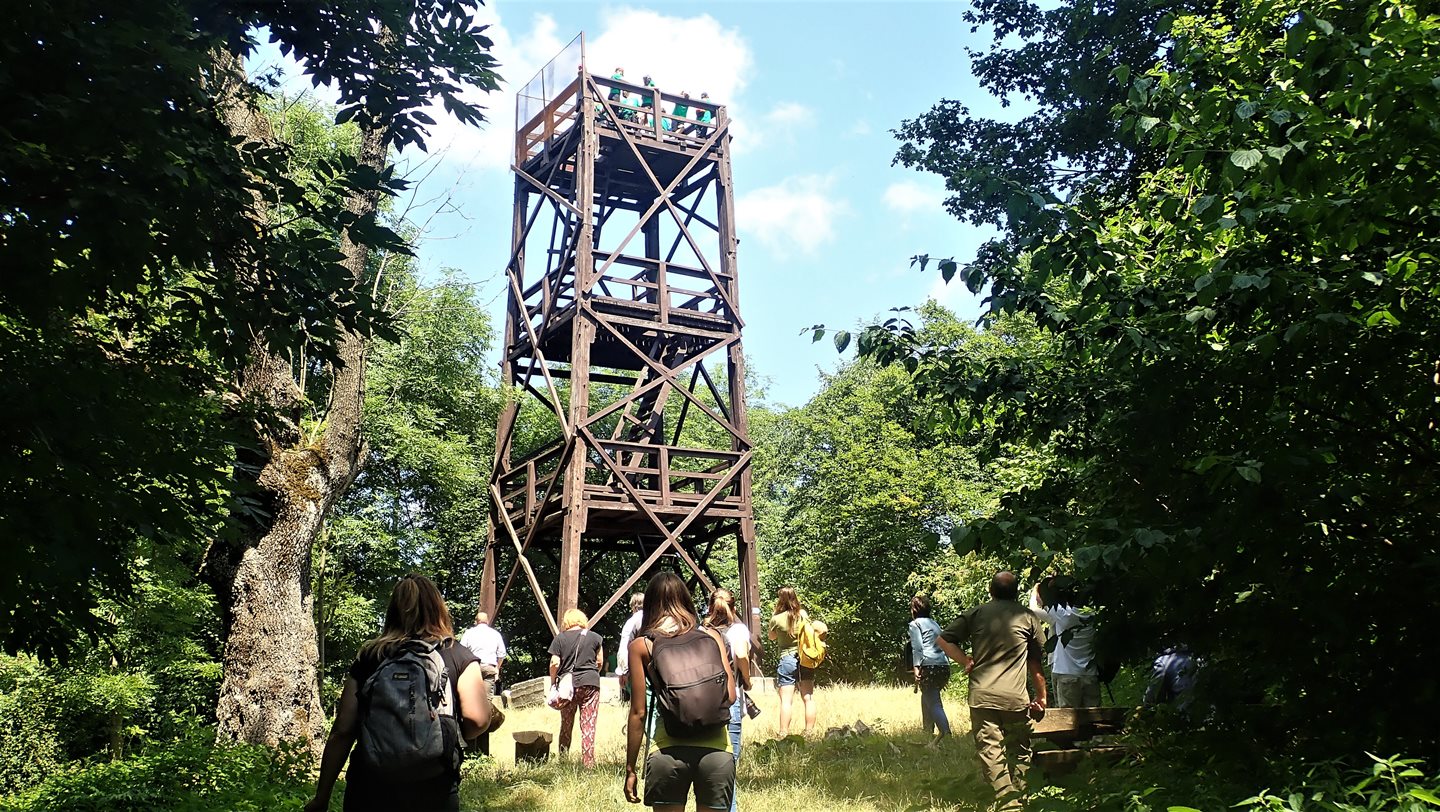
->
1238, 466, 1262, 483
1236, 100, 1258, 119
1112, 64, 1131, 85
811, 329, 825, 343
1408, 787, 1440, 806
1230, 149, 1263, 170
833, 330, 851, 353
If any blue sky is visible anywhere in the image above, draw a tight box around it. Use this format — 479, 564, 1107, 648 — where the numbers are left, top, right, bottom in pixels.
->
259, 2, 1013, 407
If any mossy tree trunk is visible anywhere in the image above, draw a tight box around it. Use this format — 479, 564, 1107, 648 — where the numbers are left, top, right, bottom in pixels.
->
203, 49, 389, 755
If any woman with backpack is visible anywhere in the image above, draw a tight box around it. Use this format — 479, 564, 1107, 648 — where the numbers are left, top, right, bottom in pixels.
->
767, 586, 817, 737
908, 594, 952, 740
548, 608, 604, 767
705, 588, 753, 812
305, 574, 490, 812
623, 571, 737, 811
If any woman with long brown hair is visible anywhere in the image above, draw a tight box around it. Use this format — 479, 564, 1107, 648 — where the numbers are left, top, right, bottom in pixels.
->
306, 574, 490, 812
767, 586, 817, 736
705, 589, 752, 812
623, 571, 736, 812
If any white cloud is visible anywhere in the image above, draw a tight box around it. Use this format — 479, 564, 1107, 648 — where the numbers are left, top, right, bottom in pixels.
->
415, 7, 755, 171
883, 180, 946, 215
848, 119, 872, 137
414, 10, 567, 171
926, 272, 973, 313
736, 174, 846, 257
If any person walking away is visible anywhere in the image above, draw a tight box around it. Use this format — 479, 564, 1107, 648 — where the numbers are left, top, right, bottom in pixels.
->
549, 609, 604, 767
937, 571, 1047, 812
617, 592, 645, 701
705, 589, 752, 812
459, 610, 506, 755
623, 572, 736, 811
306, 575, 490, 812
767, 587, 817, 737
908, 595, 952, 740
1029, 577, 1099, 708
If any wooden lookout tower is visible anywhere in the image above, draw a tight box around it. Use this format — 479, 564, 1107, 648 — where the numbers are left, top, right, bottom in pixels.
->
479, 36, 759, 638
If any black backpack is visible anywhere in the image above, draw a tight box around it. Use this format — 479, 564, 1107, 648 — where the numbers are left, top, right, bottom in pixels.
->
353, 639, 461, 781
646, 627, 733, 739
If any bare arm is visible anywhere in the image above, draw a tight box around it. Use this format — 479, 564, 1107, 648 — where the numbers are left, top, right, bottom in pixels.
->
731, 633, 752, 692
1027, 653, 1048, 709
305, 678, 360, 812
456, 662, 491, 741
623, 639, 649, 804
596, 642, 604, 673
549, 654, 560, 685
936, 636, 974, 675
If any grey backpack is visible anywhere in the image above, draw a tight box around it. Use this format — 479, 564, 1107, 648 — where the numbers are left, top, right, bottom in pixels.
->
354, 639, 461, 780
647, 628, 733, 739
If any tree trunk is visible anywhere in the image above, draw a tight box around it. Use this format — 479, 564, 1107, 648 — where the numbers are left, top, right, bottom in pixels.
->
204, 48, 389, 755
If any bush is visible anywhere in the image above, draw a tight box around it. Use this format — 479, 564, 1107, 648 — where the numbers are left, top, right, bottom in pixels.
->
0, 732, 314, 812
0, 657, 66, 795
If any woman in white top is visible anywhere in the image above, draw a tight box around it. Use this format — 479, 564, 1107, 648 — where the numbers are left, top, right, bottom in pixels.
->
1029, 577, 1099, 707
704, 588, 752, 812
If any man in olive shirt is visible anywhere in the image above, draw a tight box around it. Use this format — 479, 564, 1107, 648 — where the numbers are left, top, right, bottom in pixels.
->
938, 571, 1048, 810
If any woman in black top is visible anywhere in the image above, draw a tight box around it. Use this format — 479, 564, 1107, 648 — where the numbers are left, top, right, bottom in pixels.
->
548, 607, 604, 767
306, 575, 490, 812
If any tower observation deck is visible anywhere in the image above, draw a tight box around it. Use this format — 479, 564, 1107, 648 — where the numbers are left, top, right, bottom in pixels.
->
479, 35, 759, 638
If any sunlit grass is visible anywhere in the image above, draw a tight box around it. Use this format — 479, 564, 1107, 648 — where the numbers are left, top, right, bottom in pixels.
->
460, 682, 996, 811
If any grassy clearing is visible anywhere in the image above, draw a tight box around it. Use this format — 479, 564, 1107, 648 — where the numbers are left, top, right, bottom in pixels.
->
456, 683, 996, 811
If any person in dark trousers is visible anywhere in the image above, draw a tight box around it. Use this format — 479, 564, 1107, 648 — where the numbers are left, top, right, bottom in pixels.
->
908, 594, 952, 740
937, 571, 1047, 812
306, 575, 490, 812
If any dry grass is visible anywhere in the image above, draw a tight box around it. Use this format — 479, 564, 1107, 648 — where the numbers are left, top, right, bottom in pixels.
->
456, 683, 996, 811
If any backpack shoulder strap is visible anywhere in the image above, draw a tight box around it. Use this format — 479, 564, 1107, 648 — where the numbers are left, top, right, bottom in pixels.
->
698, 626, 736, 701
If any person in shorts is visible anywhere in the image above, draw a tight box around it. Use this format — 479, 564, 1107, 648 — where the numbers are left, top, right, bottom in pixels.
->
767, 586, 817, 736
623, 571, 736, 811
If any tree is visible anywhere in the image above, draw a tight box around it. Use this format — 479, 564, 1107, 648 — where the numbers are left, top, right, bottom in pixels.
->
316, 272, 502, 689
1, 0, 501, 750
756, 305, 1039, 679
870, 0, 1440, 751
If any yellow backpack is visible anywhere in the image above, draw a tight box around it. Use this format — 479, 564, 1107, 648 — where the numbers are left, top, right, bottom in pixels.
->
796, 610, 827, 668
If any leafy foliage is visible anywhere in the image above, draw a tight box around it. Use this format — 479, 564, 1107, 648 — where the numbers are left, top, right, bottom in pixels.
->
755, 306, 1040, 679
0, 733, 314, 812
870, 0, 1440, 753
1, 0, 500, 656
316, 272, 502, 687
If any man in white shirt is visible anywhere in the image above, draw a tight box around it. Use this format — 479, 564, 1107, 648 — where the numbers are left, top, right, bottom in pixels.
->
614, 593, 644, 700
1029, 578, 1099, 708
460, 611, 506, 754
